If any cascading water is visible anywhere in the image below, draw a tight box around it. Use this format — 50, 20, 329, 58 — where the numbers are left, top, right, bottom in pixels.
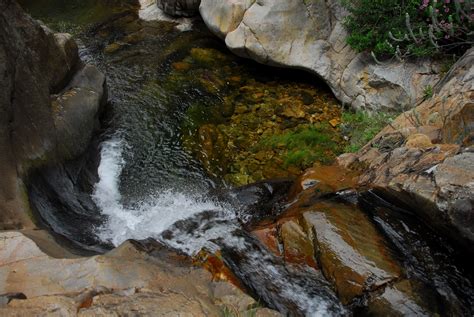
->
20, 1, 474, 316
37, 6, 344, 314
92, 136, 232, 247
92, 135, 345, 316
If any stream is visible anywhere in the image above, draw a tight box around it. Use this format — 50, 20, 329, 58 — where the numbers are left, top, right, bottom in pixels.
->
20, 1, 474, 316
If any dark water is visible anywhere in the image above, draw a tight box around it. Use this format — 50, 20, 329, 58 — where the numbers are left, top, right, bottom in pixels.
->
21, 2, 349, 315
20, 1, 474, 316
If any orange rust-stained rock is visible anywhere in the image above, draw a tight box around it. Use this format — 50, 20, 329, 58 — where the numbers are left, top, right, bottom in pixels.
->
288, 164, 359, 201
302, 201, 402, 304
405, 133, 433, 149
252, 226, 282, 257
280, 220, 317, 269
193, 249, 244, 289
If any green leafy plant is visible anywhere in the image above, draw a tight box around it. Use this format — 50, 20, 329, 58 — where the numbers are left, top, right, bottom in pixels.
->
340, 110, 396, 152
423, 84, 434, 98
342, 0, 473, 59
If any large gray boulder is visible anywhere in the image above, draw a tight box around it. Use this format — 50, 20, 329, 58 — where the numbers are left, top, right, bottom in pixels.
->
0, 0, 106, 229
199, 0, 441, 112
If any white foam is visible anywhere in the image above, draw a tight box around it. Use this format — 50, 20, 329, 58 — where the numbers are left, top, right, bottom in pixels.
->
138, 0, 194, 31
93, 137, 339, 316
93, 137, 227, 246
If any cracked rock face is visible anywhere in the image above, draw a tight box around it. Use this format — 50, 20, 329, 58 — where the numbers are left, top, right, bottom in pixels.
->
199, 0, 441, 112
157, 0, 201, 17
0, 0, 106, 230
338, 49, 474, 252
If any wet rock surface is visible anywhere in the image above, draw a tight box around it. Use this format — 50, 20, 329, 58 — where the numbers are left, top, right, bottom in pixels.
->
359, 192, 474, 316
27, 139, 108, 253
220, 229, 345, 317
247, 163, 474, 315
219, 179, 293, 226
302, 201, 401, 304
161, 209, 345, 316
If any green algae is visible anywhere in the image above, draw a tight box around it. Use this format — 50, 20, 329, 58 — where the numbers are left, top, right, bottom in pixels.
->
169, 47, 345, 185
341, 110, 397, 152
258, 124, 343, 168
20, 0, 346, 187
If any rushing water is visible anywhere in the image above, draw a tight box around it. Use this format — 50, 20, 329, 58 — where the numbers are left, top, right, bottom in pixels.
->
20, 1, 474, 316
92, 137, 229, 247
20, 1, 349, 315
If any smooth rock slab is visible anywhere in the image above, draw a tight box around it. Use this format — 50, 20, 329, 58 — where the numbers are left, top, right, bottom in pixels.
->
52, 64, 107, 160
302, 201, 401, 304
0, 232, 278, 316
0, 0, 106, 230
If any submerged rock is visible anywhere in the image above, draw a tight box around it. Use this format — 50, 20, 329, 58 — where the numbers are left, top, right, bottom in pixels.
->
199, 0, 441, 112
177, 46, 344, 185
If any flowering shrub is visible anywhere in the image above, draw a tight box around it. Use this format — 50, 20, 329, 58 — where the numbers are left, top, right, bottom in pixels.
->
342, 0, 473, 60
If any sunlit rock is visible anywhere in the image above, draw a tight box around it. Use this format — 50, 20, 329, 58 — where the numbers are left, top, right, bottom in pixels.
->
0, 231, 278, 316
339, 49, 474, 252
199, 0, 441, 112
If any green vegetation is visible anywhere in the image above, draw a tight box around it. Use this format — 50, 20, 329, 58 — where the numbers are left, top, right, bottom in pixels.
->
342, 0, 473, 59
258, 124, 343, 168
340, 110, 397, 152
423, 84, 434, 99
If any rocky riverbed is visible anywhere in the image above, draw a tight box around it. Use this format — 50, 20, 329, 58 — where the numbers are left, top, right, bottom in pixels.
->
1, 0, 473, 316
